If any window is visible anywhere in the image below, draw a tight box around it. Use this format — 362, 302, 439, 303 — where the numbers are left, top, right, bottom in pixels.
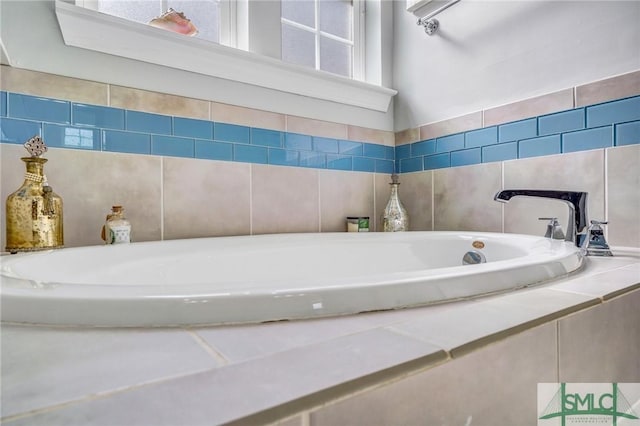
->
281, 0, 362, 79
76, 0, 363, 80
57, 0, 395, 111
77, 0, 228, 44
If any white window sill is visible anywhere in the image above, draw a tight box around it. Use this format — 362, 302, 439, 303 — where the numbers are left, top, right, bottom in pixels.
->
54, 1, 396, 112
406, 0, 434, 12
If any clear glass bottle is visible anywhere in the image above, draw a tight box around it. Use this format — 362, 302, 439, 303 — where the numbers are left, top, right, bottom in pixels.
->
382, 174, 409, 232
103, 205, 131, 244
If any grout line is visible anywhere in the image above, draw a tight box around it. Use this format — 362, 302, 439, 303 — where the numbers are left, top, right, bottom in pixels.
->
500, 161, 505, 233
160, 156, 164, 240
186, 330, 230, 366
604, 147, 609, 227
431, 170, 435, 231
317, 170, 322, 232
555, 320, 560, 383
373, 172, 377, 232
249, 164, 253, 235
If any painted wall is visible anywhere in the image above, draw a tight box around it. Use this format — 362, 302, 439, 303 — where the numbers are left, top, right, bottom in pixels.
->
392, 0, 640, 130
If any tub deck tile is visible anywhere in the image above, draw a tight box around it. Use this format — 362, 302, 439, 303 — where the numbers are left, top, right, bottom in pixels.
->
386, 287, 599, 358
1, 329, 446, 426
0, 327, 217, 420
547, 261, 640, 300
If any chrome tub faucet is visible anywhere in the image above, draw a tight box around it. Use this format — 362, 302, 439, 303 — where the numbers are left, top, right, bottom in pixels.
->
494, 189, 613, 256
494, 190, 588, 247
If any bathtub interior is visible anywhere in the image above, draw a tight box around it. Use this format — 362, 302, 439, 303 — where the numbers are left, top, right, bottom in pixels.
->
0, 232, 585, 327
1, 232, 551, 287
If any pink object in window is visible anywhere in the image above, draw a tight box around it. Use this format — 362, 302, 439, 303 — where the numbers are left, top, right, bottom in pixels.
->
149, 8, 198, 36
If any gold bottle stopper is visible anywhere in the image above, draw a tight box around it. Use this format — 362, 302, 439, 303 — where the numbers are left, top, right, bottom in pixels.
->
24, 135, 48, 157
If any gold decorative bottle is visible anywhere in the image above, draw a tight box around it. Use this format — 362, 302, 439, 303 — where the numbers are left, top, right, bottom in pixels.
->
5, 136, 64, 253
382, 173, 409, 232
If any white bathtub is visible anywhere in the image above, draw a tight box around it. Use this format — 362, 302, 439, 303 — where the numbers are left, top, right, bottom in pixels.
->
0, 232, 584, 327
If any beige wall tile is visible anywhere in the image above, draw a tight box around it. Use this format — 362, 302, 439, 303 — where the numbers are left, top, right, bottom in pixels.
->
319, 170, 374, 232
311, 322, 557, 426
484, 89, 575, 127
163, 157, 251, 240
1, 144, 25, 248
0, 65, 108, 105
503, 150, 606, 239
394, 171, 432, 231
576, 69, 640, 107
1, 145, 162, 248
251, 165, 320, 234
433, 163, 502, 232
110, 86, 209, 119
286, 115, 347, 139
419, 111, 483, 141
394, 127, 420, 146
46, 149, 162, 247
211, 102, 286, 131
559, 289, 640, 382
347, 125, 394, 146
607, 145, 640, 247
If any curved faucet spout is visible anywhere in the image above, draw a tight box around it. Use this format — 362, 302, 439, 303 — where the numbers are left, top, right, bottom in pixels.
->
494, 190, 588, 246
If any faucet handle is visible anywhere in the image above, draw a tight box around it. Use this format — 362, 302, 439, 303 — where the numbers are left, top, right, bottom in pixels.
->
582, 220, 613, 256
539, 217, 565, 240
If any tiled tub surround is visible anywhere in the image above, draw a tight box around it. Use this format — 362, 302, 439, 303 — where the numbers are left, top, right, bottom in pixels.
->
395, 144, 640, 248
0, 143, 388, 245
1, 67, 639, 248
395, 95, 640, 173
1, 255, 638, 425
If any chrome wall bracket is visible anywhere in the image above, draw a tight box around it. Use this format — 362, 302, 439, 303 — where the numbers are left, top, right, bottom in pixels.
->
416, 0, 461, 37
420, 18, 439, 35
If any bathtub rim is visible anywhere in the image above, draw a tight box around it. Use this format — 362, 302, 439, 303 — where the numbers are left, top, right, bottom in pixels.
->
0, 231, 585, 327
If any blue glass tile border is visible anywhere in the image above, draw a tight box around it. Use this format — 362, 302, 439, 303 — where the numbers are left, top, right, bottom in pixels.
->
394, 95, 640, 173
1, 90, 638, 174
0, 90, 396, 174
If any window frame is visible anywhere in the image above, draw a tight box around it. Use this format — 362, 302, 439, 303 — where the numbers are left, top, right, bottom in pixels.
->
280, 0, 364, 80
55, 0, 395, 112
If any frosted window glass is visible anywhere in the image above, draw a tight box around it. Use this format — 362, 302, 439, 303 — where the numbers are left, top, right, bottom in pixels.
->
168, 0, 220, 43
282, 24, 316, 68
282, 0, 315, 28
319, 36, 351, 77
97, 1, 219, 43
98, 1, 161, 24
319, 0, 351, 40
